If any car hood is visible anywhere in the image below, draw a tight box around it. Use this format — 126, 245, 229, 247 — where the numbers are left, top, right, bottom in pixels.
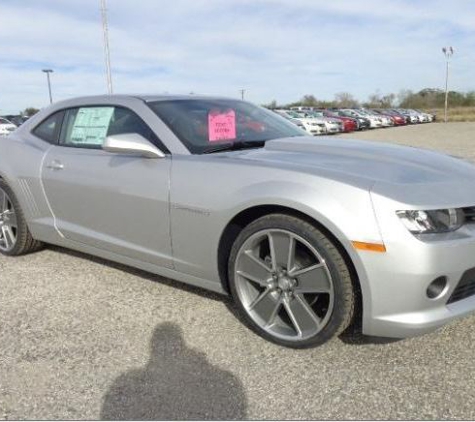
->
323, 117, 342, 124
228, 136, 475, 204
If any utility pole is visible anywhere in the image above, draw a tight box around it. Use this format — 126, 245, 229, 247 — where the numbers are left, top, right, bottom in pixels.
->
442, 46, 454, 123
100, 0, 113, 94
42, 69, 54, 104
239, 89, 246, 100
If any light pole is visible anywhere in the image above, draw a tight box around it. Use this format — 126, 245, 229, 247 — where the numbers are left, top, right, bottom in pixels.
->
42, 69, 53, 104
239, 89, 246, 100
442, 46, 454, 123
100, 0, 113, 94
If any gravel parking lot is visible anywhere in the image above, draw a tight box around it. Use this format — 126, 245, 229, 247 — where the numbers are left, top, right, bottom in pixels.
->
1, 122, 475, 420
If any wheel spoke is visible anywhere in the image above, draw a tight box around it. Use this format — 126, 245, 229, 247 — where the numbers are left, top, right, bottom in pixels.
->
283, 294, 321, 337
4, 210, 17, 227
237, 250, 272, 286
264, 297, 283, 328
1, 225, 15, 249
268, 232, 294, 270
287, 236, 296, 273
0, 190, 6, 213
293, 264, 331, 293
248, 288, 281, 324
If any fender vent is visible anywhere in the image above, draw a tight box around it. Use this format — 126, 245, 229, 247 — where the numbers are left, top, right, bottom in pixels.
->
17, 178, 40, 218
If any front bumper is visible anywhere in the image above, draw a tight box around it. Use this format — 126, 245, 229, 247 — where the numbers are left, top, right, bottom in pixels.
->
359, 193, 475, 338
325, 124, 343, 133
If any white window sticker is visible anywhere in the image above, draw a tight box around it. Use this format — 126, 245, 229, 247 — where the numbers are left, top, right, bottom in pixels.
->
69, 107, 114, 145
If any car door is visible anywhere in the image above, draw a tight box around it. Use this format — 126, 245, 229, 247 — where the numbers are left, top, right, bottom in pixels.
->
41, 105, 173, 268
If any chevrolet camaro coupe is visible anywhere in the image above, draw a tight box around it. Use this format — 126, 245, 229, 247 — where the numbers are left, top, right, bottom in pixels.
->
2, 94, 475, 348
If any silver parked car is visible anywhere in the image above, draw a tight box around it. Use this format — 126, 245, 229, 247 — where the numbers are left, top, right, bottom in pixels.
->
2, 94, 475, 348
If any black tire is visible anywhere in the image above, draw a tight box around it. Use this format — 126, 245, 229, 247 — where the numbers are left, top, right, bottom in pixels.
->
228, 213, 355, 348
0, 179, 43, 256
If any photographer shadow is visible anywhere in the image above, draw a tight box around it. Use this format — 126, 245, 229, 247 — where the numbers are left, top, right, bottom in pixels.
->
101, 323, 247, 420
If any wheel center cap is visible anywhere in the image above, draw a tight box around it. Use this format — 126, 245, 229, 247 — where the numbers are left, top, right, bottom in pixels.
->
278, 275, 295, 291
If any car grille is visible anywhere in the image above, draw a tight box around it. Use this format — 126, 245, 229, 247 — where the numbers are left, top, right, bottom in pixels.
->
447, 267, 475, 304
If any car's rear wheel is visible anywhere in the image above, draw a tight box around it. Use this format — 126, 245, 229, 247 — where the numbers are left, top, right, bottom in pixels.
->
0, 180, 43, 256
228, 214, 355, 348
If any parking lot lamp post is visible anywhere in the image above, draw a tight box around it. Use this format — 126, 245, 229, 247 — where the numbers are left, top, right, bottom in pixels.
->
42, 69, 54, 104
442, 46, 454, 123
239, 89, 246, 100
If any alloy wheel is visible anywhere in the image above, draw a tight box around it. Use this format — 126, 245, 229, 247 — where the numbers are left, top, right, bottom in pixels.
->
234, 229, 334, 342
0, 188, 18, 252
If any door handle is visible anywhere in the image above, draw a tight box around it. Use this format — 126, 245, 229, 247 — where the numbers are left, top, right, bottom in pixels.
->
46, 161, 64, 170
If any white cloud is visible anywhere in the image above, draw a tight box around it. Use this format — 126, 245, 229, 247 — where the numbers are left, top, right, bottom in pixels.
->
0, 0, 473, 113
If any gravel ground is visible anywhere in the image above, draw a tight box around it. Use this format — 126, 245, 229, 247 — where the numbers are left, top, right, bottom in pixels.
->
2, 122, 475, 420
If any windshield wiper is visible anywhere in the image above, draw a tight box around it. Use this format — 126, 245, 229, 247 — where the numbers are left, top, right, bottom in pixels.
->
201, 140, 266, 154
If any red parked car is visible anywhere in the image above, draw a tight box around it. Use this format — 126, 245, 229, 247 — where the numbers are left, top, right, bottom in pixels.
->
373, 110, 407, 126
321, 110, 358, 132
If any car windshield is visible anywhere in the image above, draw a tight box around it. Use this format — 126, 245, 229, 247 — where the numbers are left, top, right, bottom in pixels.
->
305, 111, 324, 117
148, 99, 304, 154
284, 110, 301, 118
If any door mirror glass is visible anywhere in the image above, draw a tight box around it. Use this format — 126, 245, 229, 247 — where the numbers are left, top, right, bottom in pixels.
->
103, 133, 165, 158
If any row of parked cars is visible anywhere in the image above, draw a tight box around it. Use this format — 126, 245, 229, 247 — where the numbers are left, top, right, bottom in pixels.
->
0, 115, 31, 137
273, 107, 436, 135
0, 117, 19, 137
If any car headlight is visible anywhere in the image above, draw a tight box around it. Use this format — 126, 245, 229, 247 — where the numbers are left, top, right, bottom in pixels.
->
396, 209, 464, 234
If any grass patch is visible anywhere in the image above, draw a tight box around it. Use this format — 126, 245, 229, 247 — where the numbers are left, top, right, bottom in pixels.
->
424, 107, 475, 122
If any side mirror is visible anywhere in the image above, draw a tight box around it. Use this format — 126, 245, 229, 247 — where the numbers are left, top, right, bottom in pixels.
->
103, 133, 165, 159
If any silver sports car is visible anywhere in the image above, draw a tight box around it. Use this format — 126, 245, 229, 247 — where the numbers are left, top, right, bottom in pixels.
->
2, 94, 475, 348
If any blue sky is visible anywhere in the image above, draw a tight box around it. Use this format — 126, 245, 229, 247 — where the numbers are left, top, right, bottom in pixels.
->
1, 0, 474, 114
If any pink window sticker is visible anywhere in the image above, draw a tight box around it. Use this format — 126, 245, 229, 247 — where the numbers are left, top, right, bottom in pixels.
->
208, 109, 236, 142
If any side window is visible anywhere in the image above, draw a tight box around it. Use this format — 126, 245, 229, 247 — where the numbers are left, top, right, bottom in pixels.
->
60, 107, 114, 148
32, 111, 64, 143
59, 106, 167, 152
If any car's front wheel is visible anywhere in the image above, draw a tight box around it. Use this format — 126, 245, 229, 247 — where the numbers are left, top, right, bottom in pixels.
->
228, 214, 355, 348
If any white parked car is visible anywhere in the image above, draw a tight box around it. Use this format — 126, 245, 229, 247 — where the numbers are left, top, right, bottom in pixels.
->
397, 109, 425, 123
299, 111, 344, 134
340, 109, 383, 129
275, 110, 326, 136
411, 109, 433, 123
0, 118, 17, 137
358, 109, 393, 127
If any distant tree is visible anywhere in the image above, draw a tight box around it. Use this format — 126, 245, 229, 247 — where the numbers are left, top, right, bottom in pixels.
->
397, 89, 413, 107
285, 95, 337, 109
465, 91, 475, 106
281, 88, 475, 112
380, 93, 396, 108
22, 107, 39, 116
263, 99, 278, 109
363, 91, 394, 108
300, 95, 319, 107
334, 92, 359, 108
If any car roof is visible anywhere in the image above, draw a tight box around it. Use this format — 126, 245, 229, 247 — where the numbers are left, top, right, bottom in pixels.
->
54, 94, 237, 103
36, 94, 244, 114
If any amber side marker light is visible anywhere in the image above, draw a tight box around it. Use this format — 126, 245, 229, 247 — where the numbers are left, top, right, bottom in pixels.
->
352, 241, 387, 253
